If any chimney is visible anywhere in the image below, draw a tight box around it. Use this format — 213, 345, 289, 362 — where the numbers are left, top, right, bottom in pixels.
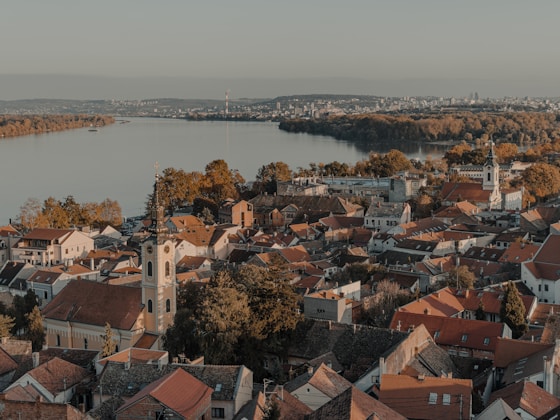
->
307, 366, 314, 376
32, 352, 40, 368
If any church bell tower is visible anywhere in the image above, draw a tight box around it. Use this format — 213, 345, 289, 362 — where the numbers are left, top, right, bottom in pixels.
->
141, 166, 176, 343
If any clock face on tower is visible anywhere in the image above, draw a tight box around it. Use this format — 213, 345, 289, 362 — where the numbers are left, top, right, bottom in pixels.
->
164, 245, 170, 254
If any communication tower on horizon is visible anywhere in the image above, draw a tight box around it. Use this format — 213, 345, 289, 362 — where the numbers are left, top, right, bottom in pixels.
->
225, 89, 230, 119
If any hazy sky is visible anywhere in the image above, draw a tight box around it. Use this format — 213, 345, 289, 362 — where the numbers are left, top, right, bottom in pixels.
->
3, 0, 560, 100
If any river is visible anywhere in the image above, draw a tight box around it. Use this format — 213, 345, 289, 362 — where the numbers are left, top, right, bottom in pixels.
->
0, 117, 449, 223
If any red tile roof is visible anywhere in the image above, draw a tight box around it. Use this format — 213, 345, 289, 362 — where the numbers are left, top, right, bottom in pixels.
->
453, 288, 534, 318
0, 225, 20, 237
534, 234, 560, 264
117, 368, 213, 418
489, 380, 560, 418
379, 374, 472, 420
98, 347, 167, 367
397, 287, 463, 317
21, 228, 73, 241
493, 337, 553, 368
27, 357, 90, 395
390, 312, 506, 352
41, 279, 142, 330
441, 182, 492, 203
499, 242, 540, 263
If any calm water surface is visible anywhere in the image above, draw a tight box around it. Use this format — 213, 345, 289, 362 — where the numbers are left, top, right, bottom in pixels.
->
0, 118, 448, 223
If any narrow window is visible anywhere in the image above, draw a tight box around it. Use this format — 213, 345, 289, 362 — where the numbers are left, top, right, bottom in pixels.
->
56, 334, 61, 346
147, 261, 153, 277
166, 299, 171, 312
148, 299, 153, 313
84, 338, 88, 349
428, 392, 437, 404
165, 261, 170, 277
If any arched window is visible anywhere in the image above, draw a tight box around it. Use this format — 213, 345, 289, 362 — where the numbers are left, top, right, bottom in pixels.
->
147, 261, 153, 277
165, 261, 170, 277
166, 299, 171, 312
84, 338, 88, 350
148, 299, 153, 313
56, 334, 61, 347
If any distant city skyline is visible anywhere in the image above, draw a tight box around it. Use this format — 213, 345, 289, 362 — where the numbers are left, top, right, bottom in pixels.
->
3, 1, 560, 100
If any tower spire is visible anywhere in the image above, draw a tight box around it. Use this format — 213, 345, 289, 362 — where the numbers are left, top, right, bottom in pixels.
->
148, 162, 168, 236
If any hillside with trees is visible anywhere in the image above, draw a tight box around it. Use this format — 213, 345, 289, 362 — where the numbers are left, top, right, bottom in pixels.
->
0, 114, 114, 138
279, 112, 560, 145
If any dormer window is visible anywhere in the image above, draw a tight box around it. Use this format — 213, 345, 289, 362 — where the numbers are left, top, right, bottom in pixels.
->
461, 334, 468, 342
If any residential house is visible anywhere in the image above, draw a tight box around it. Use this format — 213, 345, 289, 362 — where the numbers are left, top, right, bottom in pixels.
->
165, 215, 206, 234
388, 217, 449, 240
520, 206, 560, 239
364, 201, 411, 233
475, 398, 522, 420
493, 232, 530, 250
304, 290, 356, 324
95, 347, 169, 375
0, 397, 87, 419
0, 347, 18, 391
0, 225, 20, 265
82, 248, 138, 278
176, 255, 212, 273
388, 174, 427, 202
309, 385, 407, 419
522, 234, 560, 303
218, 199, 254, 228
488, 380, 560, 420
283, 363, 352, 411
115, 368, 213, 420
95, 363, 253, 420
390, 311, 511, 359
498, 343, 556, 392
285, 319, 410, 383
318, 216, 364, 244
0, 261, 35, 293
288, 222, 321, 241
12, 228, 94, 266
174, 224, 232, 261
454, 287, 537, 323
249, 195, 364, 229
277, 178, 329, 197
5, 357, 91, 404
432, 201, 481, 225
26, 268, 70, 308
394, 237, 455, 257
378, 374, 473, 420
371, 270, 421, 294
354, 324, 435, 392
234, 388, 312, 420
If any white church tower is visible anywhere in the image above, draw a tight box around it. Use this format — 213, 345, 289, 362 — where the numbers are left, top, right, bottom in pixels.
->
141, 167, 176, 348
482, 141, 502, 209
